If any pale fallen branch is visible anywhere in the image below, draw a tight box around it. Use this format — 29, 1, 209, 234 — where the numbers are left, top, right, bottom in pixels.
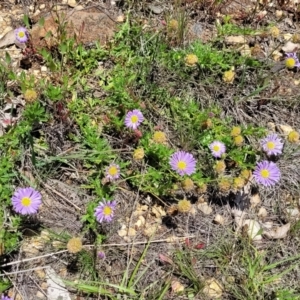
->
0, 236, 197, 269
0, 250, 68, 268
0, 266, 49, 277
84, 235, 197, 248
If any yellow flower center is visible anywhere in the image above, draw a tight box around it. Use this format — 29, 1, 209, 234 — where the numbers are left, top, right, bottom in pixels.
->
213, 145, 220, 152
177, 161, 187, 170
103, 206, 112, 216
286, 58, 296, 69
130, 115, 138, 124
108, 166, 118, 176
266, 141, 275, 150
260, 169, 270, 178
21, 197, 31, 207
18, 31, 25, 38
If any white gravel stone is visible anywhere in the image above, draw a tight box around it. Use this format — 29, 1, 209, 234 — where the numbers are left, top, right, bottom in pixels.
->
67, 0, 77, 7
33, 9, 41, 17
36, 291, 46, 299
74, 5, 84, 10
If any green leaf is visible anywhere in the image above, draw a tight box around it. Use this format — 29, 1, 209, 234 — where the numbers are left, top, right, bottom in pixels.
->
5, 52, 11, 64
38, 17, 45, 27
23, 15, 30, 28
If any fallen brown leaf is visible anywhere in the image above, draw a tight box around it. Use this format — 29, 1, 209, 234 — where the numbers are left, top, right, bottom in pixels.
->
158, 254, 174, 265
282, 41, 300, 53
171, 280, 185, 293
264, 223, 290, 239
203, 278, 223, 298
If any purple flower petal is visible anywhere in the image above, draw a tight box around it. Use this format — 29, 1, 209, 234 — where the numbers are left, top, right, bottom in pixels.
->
11, 187, 42, 215
105, 163, 120, 181
124, 109, 144, 130
209, 141, 226, 158
94, 199, 116, 223
169, 151, 196, 176
285, 52, 300, 68
98, 251, 106, 259
253, 160, 280, 187
15, 27, 28, 43
260, 133, 283, 156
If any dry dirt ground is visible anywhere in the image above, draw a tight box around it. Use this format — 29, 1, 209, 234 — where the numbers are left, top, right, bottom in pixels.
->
1, 0, 300, 299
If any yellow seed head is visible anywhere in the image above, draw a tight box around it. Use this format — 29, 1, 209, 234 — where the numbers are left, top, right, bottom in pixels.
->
181, 178, 195, 192
185, 54, 198, 67
223, 70, 235, 84
292, 33, 300, 43
67, 237, 82, 254
286, 58, 296, 69
288, 130, 299, 143
233, 177, 245, 189
241, 169, 252, 180
269, 26, 280, 38
215, 161, 226, 174
230, 126, 241, 137
24, 89, 38, 103
153, 131, 167, 144
218, 178, 231, 193
196, 182, 207, 194
168, 19, 179, 31
202, 118, 213, 129
133, 148, 145, 160
251, 44, 263, 57
234, 135, 244, 146
177, 198, 192, 213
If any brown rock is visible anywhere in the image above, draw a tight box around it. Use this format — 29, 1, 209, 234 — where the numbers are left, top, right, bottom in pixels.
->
220, 0, 253, 16
31, 10, 116, 49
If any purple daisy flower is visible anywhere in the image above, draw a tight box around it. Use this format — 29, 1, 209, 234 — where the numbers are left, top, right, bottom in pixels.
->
94, 199, 116, 223
105, 163, 120, 181
1, 295, 12, 300
260, 133, 283, 156
253, 161, 280, 187
209, 141, 226, 158
15, 27, 28, 43
98, 251, 106, 259
124, 109, 144, 130
285, 52, 300, 68
11, 187, 42, 215
169, 151, 197, 176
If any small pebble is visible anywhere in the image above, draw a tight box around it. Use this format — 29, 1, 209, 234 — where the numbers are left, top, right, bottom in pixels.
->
116, 15, 125, 23
214, 214, 225, 225
36, 291, 45, 299
75, 5, 84, 10
67, 0, 77, 7
276, 10, 283, 18
33, 9, 41, 17
148, 4, 164, 14
258, 207, 268, 219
